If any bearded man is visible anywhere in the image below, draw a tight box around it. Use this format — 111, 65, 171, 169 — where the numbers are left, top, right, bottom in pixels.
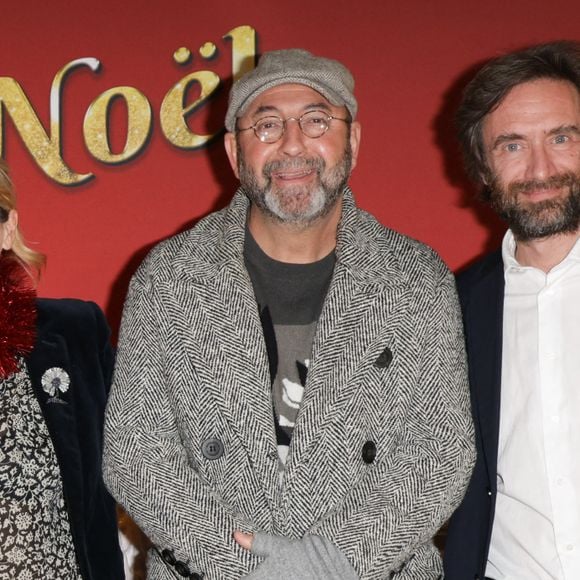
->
103, 49, 474, 580
444, 41, 580, 580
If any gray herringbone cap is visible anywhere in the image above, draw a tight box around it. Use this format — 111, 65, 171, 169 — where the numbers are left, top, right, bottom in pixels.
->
225, 49, 357, 132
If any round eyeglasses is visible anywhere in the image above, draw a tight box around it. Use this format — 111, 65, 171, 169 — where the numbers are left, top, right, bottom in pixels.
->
237, 110, 349, 143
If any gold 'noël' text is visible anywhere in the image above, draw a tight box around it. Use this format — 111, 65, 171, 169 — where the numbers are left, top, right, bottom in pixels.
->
0, 25, 256, 185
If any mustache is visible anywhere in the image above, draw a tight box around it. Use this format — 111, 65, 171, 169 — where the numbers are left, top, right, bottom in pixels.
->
507, 172, 579, 195
263, 157, 324, 177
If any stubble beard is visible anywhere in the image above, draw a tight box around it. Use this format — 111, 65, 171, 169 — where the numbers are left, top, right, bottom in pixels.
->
489, 171, 580, 241
237, 142, 352, 227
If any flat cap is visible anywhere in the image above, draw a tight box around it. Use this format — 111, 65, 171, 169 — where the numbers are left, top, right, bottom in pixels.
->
225, 48, 357, 132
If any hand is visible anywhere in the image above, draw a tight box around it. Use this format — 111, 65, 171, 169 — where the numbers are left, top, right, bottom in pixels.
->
233, 530, 254, 551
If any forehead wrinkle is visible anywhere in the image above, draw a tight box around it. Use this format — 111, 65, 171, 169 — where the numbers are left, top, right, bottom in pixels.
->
249, 101, 333, 120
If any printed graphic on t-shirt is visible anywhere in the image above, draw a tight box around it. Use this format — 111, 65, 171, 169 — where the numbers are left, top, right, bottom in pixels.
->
273, 324, 315, 433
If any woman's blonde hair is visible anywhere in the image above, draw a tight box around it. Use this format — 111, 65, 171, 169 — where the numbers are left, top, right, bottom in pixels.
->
0, 160, 45, 277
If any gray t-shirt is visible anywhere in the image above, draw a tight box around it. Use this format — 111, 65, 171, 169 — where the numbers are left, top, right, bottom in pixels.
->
244, 230, 334, 470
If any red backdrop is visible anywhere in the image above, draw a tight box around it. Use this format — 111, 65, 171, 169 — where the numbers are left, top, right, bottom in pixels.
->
1, 0, 578, 335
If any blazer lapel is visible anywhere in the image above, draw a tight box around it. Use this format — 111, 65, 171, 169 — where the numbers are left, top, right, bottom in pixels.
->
26, 330, 85, 549
462, 255, 504, 489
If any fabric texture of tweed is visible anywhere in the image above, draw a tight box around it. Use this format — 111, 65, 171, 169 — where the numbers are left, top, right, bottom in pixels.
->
103, 188, 475, 580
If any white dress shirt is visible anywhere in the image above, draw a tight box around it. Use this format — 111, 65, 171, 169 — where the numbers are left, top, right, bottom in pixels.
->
486, 230, 580, 580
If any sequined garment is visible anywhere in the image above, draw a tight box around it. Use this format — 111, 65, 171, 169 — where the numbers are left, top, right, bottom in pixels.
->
0, 363, 81, 579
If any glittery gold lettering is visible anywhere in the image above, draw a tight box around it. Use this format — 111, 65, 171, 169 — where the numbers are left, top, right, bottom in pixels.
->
0, 58, 99, 185
84, 87, 152, 163
0, 26, 257, 185
161, 25, 256, 149
224, 25, 257, 83
160, 71, 221, 149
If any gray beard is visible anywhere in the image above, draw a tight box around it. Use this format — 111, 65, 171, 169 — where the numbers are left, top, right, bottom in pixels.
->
238, 145, 352, 227
489, 172, 580, 241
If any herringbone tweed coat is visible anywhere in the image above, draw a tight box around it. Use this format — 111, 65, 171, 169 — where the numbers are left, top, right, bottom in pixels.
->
103, 188, 475, 580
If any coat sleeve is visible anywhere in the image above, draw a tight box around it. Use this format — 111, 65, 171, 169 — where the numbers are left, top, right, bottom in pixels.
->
308, 263, 476, 578
102, 264, 256, 579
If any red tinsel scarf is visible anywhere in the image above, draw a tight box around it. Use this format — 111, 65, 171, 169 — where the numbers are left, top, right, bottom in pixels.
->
0, 254, 37, 379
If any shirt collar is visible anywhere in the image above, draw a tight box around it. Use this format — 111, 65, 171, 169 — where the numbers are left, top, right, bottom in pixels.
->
501, 230, 520, 272
502, 228, 580, 273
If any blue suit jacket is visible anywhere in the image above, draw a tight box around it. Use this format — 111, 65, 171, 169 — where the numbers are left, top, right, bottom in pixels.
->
26, 298, 124, 580
444, 250, 504, 580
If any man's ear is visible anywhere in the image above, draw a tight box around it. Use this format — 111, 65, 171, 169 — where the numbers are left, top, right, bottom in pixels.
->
348, 122, 361, 172
2, 209, 18, 251
224, 132, 240, 179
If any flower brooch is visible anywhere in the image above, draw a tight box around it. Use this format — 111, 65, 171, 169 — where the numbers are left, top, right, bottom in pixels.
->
41, 367, 70, 404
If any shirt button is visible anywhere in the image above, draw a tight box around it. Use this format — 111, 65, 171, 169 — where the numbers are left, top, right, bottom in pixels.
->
557, 477, 564, 486
566, 544, 574, 552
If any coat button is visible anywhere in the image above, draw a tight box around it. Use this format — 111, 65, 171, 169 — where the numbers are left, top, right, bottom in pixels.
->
175, 560, 191, 576
362, 440, 376, 464
374, 347, 393, 368
190, 574, 203, 580
161, 548, 176, 565
201, 438, 224, 460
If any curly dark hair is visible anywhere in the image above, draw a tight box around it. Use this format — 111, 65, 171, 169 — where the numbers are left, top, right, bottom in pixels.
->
456, 40, 580, 201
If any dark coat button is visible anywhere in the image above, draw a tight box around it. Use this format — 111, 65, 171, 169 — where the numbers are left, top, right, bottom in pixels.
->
190, 574, 203, 580
374, 347, 393, 368
175, 560, 191, 576
161, 548, 176, 565
201, 438, 224, 460
362, 440, 376, 464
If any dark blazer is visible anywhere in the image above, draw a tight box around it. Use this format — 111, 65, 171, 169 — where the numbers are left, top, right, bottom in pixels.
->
443, 250, 504, 580
25, 298, 124, 580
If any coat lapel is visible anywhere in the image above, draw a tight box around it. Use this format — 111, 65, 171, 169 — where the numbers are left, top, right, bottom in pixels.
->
172, 192, 279, 508
286, 190, 408, 466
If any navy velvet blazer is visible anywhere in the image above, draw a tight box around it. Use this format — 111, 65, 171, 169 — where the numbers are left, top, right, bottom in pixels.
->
25, 298, 124, 580
443, 250, 504, 580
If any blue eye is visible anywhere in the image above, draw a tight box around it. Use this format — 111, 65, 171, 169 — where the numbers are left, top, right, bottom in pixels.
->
553, 134, 569, 144
505, 143, 521, 152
